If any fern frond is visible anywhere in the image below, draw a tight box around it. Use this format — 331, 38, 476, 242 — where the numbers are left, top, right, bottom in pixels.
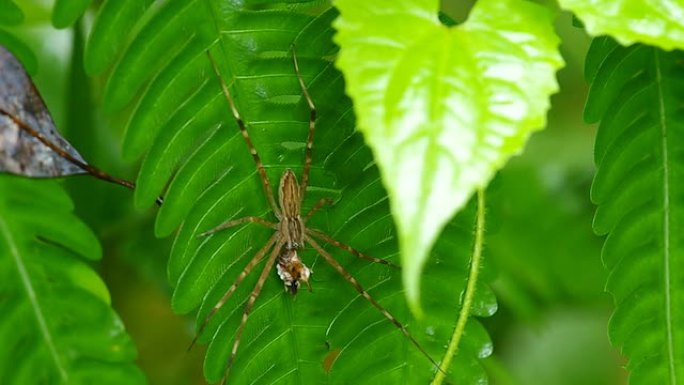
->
0, 177, 145, 384
587, 36, 684, 383
88, 1, 495, 383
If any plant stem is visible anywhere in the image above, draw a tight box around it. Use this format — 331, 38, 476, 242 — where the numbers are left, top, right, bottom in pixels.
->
431, 189, 486, 384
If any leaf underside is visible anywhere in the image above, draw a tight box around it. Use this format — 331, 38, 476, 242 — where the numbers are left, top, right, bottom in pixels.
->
86, 0, 495, 384
586, 37, 684, 384
0, 177, 144, 384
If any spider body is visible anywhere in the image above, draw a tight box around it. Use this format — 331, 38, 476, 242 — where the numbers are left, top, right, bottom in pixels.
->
197, 47, 441, 384
275, 169, 311, 294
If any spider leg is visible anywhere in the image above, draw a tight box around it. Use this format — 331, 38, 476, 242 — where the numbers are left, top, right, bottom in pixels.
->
221, 238, 286, 384
302, 197, 333, 223
304, 235, 442, 372
189, 233, 279, 352
199, 216, 277, 237
305, 228, 399, 268
291, 45, 316, 201
207, 51, 282, 218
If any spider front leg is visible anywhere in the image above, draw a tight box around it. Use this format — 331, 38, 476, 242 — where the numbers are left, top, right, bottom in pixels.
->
291, 45, 316, 201
207, 50, 282, 219
303, 197, 333, 222
199, 216, 277, 237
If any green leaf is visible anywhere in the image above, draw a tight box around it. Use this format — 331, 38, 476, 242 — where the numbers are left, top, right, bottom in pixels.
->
0, 30, 37, 74
52, 0, 92, 29
333, 0, 563, 313
90, 1, 495, 383
586, 36, 684, 384
0, 0, 23, 26
83, 0, 155, 75
559, 0, 684, 51
0, 177, 145, 384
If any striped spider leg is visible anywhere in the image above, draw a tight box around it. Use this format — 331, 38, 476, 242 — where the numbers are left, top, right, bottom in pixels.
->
198, 47, 441, 383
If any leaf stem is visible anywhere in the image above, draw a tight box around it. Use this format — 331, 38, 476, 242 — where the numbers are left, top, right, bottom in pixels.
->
431, 189, 486, 384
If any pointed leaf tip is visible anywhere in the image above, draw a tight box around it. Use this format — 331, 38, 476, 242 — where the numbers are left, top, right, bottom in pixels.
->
334, 0, 563, 313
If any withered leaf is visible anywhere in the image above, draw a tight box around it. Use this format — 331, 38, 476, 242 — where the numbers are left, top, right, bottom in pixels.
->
0, 45, 87, 177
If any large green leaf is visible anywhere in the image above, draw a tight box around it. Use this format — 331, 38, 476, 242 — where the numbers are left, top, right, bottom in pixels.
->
0, 177, 145, 384
559, 0, 684, 51
586, 37, 684, 384
333, 0, 563, 312
87, 0, 495, 383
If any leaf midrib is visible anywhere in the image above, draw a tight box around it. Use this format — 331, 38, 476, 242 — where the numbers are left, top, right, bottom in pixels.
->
654, 48, 677, 385
199, 3, 315, 383
0, 216, 67, 381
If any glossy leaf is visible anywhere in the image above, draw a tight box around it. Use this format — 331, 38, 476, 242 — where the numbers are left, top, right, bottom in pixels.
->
333, 0, 563, 312
89, 0, 495, 383
586, 36, 684, 384
0, 177, 145, 384
559, 0, 684, 51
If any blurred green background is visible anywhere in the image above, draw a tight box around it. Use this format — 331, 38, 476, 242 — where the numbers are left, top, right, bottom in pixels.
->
1, 1, 623, 384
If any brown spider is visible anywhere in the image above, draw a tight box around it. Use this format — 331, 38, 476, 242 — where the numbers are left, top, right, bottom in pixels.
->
195, 47, 440, 383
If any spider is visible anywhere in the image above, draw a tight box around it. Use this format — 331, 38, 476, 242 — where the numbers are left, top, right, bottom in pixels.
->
196, 47, 440, 383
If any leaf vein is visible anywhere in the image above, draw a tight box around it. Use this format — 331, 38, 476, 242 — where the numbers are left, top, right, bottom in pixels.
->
0, 217, 67, 381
